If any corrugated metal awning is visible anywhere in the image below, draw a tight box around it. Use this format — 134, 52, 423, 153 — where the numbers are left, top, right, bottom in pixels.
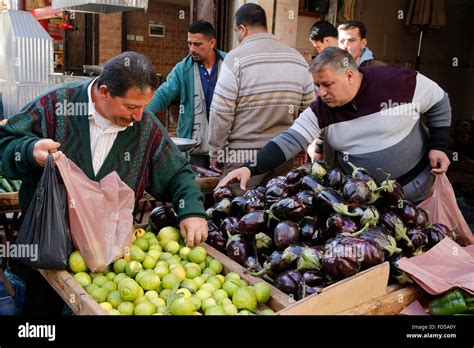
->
52, 0, 148, 14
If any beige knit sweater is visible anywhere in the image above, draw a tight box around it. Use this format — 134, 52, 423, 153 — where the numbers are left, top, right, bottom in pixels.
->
208, 33, 315, 158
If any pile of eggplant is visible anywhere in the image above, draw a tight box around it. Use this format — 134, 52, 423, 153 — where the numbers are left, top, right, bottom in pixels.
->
206, 161, 456, 300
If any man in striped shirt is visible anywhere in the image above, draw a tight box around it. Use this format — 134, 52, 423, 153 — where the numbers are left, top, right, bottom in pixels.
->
208, 3, 315, 189
217, 47, 452, 203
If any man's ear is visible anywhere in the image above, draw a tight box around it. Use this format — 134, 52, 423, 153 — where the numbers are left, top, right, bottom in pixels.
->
346, 69, 355, 84
361, 38, 367, 49
98, 85, 110, 98
210, 38, 217, 49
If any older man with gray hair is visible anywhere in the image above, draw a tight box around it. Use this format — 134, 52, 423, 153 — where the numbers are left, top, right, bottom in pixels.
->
217, 47, 452, 204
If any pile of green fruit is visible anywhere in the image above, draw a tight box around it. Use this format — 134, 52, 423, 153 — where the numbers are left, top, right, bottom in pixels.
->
68, 226, 274, 315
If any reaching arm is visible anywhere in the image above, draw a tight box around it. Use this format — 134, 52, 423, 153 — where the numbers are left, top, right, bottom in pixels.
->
146, 63, 183, 114
217, 107, 321, 189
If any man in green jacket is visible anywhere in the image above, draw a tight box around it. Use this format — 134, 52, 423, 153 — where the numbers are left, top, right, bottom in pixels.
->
147, 20, 226, 168
0, 52, 208, 314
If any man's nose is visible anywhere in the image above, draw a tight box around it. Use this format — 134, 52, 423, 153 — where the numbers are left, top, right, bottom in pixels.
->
318, 87, 327, 97
131, 107, 144, 121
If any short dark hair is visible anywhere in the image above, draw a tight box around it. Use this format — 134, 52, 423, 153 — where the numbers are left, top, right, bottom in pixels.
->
235, 3, 267, 29
338, 21, 367, 39
188, 20, 216, 39
309, 20, 338, 42
98, 52, 158, 97
309, 47, 358, 73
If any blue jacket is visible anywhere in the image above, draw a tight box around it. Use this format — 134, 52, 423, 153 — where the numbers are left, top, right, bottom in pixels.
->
146, 49, 227, 139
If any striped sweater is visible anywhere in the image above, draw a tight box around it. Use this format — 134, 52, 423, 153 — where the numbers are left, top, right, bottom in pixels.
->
0, 80, 206, 221
249, 66, 451, 201
208, 33, 315, 157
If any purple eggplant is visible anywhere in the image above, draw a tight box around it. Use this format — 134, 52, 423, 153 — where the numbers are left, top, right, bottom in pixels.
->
285, 168, 307, 185
433, 223, 456, 240
297, 283, 323, 300
274, 269, 303, 295
273, 221, 300, 250
300, 216, 318, 240
425, 223, 454, 248
351, 238, 385, 270
229, 196, 247, 218
226, 233, 252, 265
324, 168, 346, 190
377, 170, 405, 207
300, 175, 325, 194
238, 210, 268, 240
148, 205, 178, 233
415, 207, 429, 229
206, 220, 227, 252
396, 200, 419, 226
296, 246, 324, 271
206, 230, 227, 252
268, 197, 306, 222
284, 169, 306, 194
351, 206, 380, 231
282, 243, 307, 258
266, 176, 285, 188
251, 250, 295, 278
296, 190, 317, 215
309, 161, 328, 180
326, 213, 359, 236
359, 226, 402, 257
322, 237, 362, 280
380, 211, 412, 247
347, 161, 376, 182
243, 196, 266, 214
302, 270, 327, 287
211, 198, 232, 223
299, 216, 329, 245
220, 217, 240, 236
404, 227, 428, 256
243, 187, 266, 200
316, 188, 359, 217
265, 183, 289, 204
213, 186, 234, 203
342, 178, 372, 208
388, 252, 413, 284
244, 255, 262, 272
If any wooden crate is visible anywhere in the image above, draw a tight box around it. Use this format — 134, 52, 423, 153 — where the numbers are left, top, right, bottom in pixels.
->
40, 244, 390, 315
0, 192, 20, 213
39, 269, 108, 315
277, 262, 390, 315
39, 243, 289, 315
338, 284, 427, 315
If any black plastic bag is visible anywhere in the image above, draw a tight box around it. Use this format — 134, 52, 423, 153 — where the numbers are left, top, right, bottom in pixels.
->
14, 154, 72, 269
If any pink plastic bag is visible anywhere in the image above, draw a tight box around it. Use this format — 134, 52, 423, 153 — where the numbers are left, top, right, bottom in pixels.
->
417, 173, 474, 246
56, 155, 134, 272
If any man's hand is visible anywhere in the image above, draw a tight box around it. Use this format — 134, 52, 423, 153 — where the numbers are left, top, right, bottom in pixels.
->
307, 138, 323, 162
179, 217, 208, 247
429, 149, 450, 174
33, 139, 63, 166
209, 156, 222, 173
215, 167, 251, 191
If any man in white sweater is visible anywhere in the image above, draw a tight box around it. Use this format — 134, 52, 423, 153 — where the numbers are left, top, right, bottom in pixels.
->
208, 3, 315, 190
